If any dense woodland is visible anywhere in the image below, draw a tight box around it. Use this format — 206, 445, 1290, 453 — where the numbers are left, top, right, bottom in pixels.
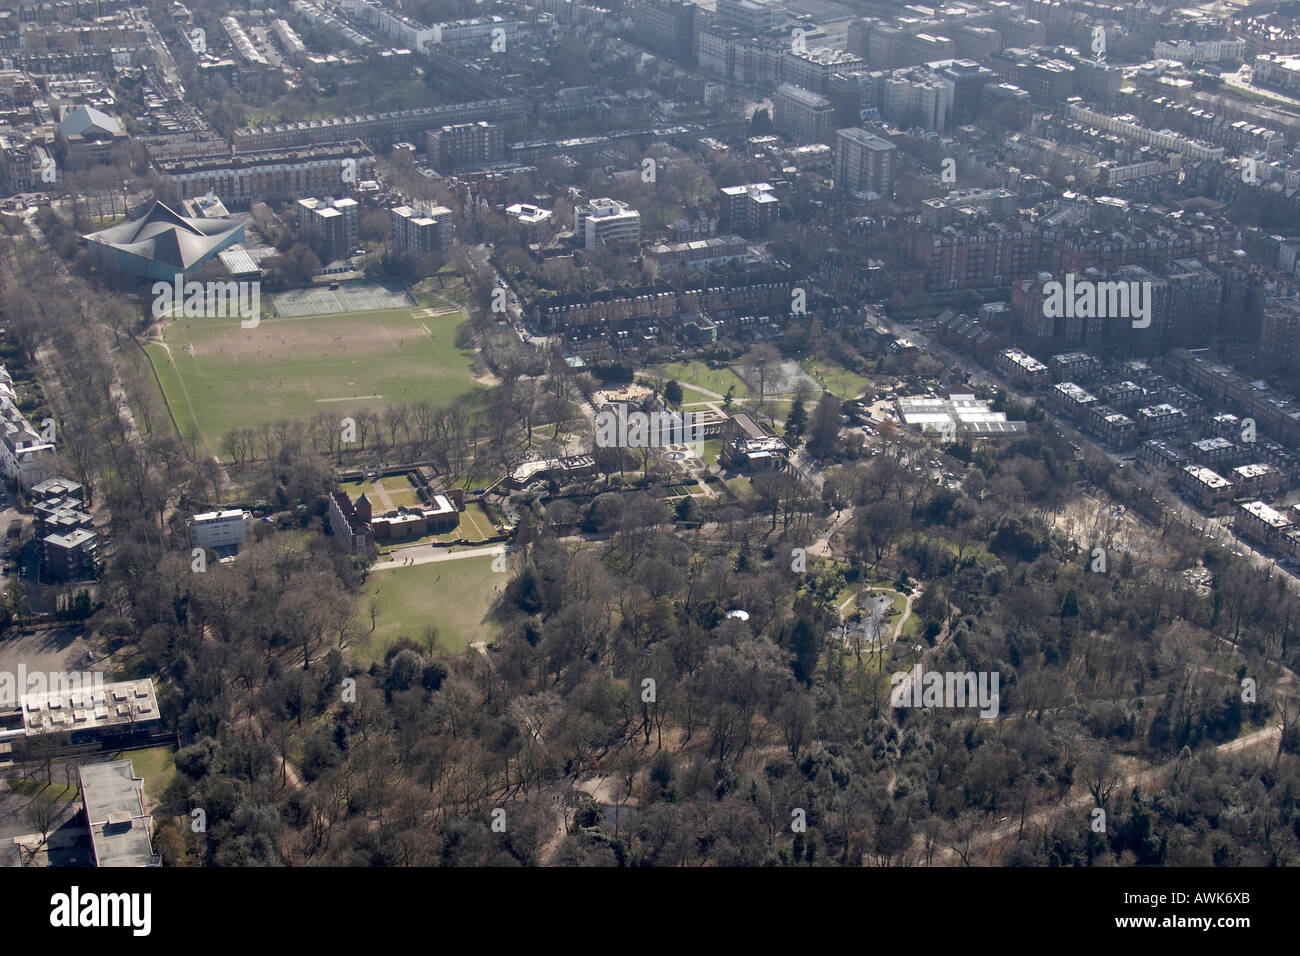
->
2, 217, 1299, 867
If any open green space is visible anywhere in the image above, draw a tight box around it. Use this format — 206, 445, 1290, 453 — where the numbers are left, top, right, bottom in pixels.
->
341, 474, 423, 510
801, 359, 873, 401
108, 744, 176, 802
459, 501, 499, 541
644, 360, 750, 400
5, 778, 79, 799
145, 303, 481, 459
725, 475, 755, 501
356, 554, 502, 662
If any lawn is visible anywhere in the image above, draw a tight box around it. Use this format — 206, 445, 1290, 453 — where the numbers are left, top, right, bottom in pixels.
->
725, 475, 755, 501
644, 360, 750, 400
145, 304, 482, 459
450, 473, 502, 492
356, 554, 503, 663
6, 778, 79, 799
459, 501, 499, 542
108, 744, 176, 804
801, 359, 873, 401
341, 475, 423, 511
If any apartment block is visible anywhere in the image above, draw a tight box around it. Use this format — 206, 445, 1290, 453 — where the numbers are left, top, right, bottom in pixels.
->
718, 183, 779, 236
574, 198, 641, 249
996, 348, 1049, 388
1236, 499, 1292, 546
43, 528, 98, 580
834, 127, 896, 197
784, 48, 863, 96
35, 496, 92, 567
0, 364, 56, 490
1179, 464, 1234, 510
632, 0, 696, 58
192, 509, 254, 550
232, 99, 528, 151
1189, 436, 1241, 468
1138, 438, 1189, 472
1232, 463, 1282, 498
426, 121, 504, 171
297, 196, 359, 264
1049, 381, 1098, 419
391, 204, 455, 254
1137, 403, 1189, 437
773, 84, 836, 145
155, 142, 375, 206
1155, 38, 1246, 63
1087, 406, 1137, 448
1050, 352, 1101, 382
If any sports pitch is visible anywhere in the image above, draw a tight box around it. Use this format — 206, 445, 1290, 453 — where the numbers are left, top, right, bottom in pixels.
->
146, 297, 482, 457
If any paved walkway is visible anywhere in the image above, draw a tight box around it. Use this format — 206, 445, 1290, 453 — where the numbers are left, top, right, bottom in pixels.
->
371, 542, 503, 571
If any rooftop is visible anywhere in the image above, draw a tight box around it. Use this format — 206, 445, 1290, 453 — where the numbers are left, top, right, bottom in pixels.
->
22, 679, 159, 737
79, 760, 158, 867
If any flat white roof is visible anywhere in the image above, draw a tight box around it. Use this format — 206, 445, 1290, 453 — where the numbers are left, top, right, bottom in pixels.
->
194, 509, 251, 522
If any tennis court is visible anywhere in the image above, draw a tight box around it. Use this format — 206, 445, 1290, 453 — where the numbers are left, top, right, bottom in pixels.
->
272, 281, 416, 317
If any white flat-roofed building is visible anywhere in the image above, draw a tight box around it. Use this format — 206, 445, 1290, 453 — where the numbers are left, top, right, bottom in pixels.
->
1087, 405, 1136, 448
22, 678, 159, 738
1178, 464, 1234, 510
1049, 381, 1097, 418
1137, 403, 1188, 437
1190, 436, 1240, 466
896, 393, 1027, 437
506, 203, 552, 226
1138, 438, 1188, 472
1233, 463, 1281, 497
430, 16, 523, 48
1049, 351, 1101, 381
79, 760, 160, 867
575, 198, 640, 248
507, 454, 597, 488
996, 348, 1049, 387
391, 203, 454, 253
1154, 38, 1246, 63
1237, 499, 1291, 546
192, 508, 254, 550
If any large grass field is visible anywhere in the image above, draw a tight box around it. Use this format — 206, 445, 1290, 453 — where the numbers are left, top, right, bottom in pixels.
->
145, 302, 481, 458
356, 554, 503, 663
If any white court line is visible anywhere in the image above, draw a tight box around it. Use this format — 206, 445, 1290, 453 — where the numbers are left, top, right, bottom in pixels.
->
317, 395, 382, 402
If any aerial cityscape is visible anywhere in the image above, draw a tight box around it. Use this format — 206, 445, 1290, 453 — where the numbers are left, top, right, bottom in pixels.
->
0, 0, 1295, 897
